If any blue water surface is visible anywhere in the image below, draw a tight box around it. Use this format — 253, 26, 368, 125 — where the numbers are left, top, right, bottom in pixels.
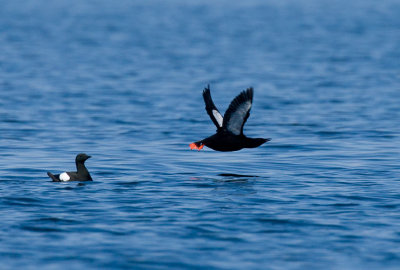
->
1, 0, 400, 269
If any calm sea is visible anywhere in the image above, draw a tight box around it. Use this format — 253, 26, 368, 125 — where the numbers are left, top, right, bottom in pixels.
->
0, 0, 399, 269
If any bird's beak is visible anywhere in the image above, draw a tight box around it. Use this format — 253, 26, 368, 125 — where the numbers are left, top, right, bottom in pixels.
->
87, 155, 92, 159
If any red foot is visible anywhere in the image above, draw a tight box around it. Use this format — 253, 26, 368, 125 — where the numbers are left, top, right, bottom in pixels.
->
190, 143, 204, 151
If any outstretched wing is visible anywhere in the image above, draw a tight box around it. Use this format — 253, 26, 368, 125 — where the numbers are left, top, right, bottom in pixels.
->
223, 88, 253, 135
203, 85, 223, 129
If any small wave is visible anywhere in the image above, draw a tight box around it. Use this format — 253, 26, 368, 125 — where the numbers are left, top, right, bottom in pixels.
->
19, 225, 64, 232
219, 173, 258, 178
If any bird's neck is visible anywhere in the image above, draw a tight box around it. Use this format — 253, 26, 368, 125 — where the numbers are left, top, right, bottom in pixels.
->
76, 162, 90, 175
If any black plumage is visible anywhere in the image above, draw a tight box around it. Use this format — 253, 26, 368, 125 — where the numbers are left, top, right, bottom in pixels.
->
190, 86, 270, 152
47, 153, 92, 182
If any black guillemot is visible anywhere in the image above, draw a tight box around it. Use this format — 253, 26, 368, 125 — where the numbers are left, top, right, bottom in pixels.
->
190, 85, 270, 152
47, 153, 92, 182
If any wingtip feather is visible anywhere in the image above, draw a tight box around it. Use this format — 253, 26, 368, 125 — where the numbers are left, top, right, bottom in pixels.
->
244, 87, 253, 101
203, 84, 211, 94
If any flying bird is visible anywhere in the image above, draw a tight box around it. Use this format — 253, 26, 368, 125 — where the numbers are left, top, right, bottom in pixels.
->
190, 85, 270, 152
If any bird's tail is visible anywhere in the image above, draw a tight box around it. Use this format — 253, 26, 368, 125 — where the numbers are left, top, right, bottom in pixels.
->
47, 172, 60, 182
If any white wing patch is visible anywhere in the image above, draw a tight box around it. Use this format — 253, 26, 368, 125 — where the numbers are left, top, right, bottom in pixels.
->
59, 172, 70, 181
226, 101, 251, 135
212, 109, 223, 127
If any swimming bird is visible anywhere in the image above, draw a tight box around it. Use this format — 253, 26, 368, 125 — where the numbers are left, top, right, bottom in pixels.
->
190, 85, 270, 152
47, 153, 92, 182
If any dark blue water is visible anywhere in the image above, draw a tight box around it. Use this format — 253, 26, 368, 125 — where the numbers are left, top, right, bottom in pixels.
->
1, 0, 400, 269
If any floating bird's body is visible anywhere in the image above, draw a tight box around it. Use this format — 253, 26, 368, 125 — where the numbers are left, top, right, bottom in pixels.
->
47, 153, 92, 182
190, 86, 270, 152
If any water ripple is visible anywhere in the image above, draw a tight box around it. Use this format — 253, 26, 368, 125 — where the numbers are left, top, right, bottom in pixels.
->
0, 0, 399, 269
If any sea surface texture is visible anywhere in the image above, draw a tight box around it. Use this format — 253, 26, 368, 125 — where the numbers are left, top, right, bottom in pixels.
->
0, 0, 399, 269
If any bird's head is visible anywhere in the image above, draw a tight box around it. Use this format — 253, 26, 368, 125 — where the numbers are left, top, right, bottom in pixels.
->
76, 153, 91, 163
